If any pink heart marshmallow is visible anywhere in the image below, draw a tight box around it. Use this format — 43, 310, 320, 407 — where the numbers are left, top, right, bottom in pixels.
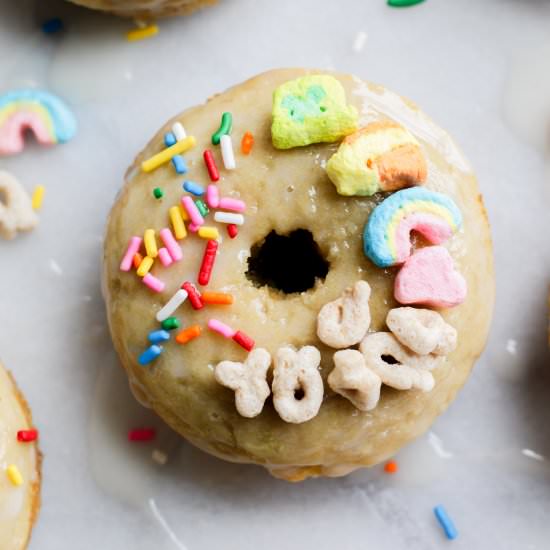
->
394, 246, 467, 308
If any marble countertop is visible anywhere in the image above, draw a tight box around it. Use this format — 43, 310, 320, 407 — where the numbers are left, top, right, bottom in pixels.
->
1, 0, 549, 548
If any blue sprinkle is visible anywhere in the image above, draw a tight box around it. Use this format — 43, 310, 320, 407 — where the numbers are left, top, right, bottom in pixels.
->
433, 505, 458, 540
183, 180, 204, 196
172, 155, 188, 174
42, 18, 64, 34
164, 133, 188, 173
148, 330, 170, 344
164, 132, 176, 147
138, 345, 163, 366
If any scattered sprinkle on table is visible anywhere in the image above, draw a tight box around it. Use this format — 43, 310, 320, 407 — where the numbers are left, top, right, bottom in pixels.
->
17, 429, 38, 442
31, 185, 45, 210
384, 460, 398, 474
42, 18, 64, 34
388, 0, 425, 6
153, 187, 164, 199
433, 505, 458, 540
126, 24, 159, 42
152, 449, 168, 465
6, 464, 23, 486
128, 427, 156, 441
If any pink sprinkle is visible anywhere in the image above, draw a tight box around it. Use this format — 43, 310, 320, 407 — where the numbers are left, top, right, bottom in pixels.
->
208, 318, 236, 339
159, 228, 183, 261
143, 273, 165, 293
120, 236, 142, 271
219, 197, 246, 213
181, 196, 204, 227
206, 184, 220, 208
188, 223, 199, 233
158, 247, 173, 267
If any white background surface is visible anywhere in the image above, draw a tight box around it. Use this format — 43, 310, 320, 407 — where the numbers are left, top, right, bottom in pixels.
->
1, 0, 550, 548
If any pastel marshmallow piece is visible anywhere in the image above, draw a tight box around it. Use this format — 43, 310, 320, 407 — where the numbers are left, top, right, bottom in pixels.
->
271, 75, 358, 149
326, 121, 427, 196
394, 246, 467, 308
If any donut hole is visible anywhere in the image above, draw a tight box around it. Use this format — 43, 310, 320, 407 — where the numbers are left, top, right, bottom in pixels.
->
246, 229, 329, 294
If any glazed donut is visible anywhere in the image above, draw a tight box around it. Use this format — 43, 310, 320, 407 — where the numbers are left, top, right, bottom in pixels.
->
103, 69, 494, 481
66, 0, 216, 18
0, 363, 41, 549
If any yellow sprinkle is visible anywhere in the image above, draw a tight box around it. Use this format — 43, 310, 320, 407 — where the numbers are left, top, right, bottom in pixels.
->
31, 185, 45, 210
141, 136, 196, 173
126, 24, 159, 42
144, 229, 158, 258
169, 206, 187, 240
198, 226, 219, 240
178, 204, 189, 221
136, 256, 154, 277
7, 465, 23, 486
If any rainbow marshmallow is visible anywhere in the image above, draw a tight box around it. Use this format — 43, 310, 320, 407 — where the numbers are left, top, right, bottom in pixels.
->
0, 90, 77, 156
363, 187, 462, 268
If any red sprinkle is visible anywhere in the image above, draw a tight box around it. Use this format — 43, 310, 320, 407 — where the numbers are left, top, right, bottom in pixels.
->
128, 428, 156, 442
232, 330, 255, 351
384, 460, 398, 474
203, 149, 220, 182
17, 429, 38, 442
227, 224, 238, 239
181, 281, 203, 310
198, 240, 218, 286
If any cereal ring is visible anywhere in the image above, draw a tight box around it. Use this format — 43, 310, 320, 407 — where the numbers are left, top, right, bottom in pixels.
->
328, 349, 381, 411
386, 307, 457, 355
316, 280, 371, 349
0, 171, 38, 240
214, 348, 271, 418
359, 332, 436, 392
272, 346, 323, 424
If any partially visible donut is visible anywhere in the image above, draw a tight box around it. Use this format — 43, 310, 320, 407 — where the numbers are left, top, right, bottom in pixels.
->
66, 0, 216, 18
103, 69, 494, 481
0, 363, 41, 549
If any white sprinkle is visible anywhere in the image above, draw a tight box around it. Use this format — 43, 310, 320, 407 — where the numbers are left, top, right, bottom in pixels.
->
428, 432, 453, 459
522, 448, 545, 461
152, 449, 168, 465
48, 259, 63, 276
172, 122, 187, 142
149, 498, 189, 550
320, 159, 327, 169
156, 289, 188, 322
506, 339, 517, 355
220, 134, 236, 170
214, 211, 244, 225
353, 31, 368, 53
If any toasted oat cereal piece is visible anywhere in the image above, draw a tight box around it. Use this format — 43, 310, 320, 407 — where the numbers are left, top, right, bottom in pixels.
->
328, 349, 381, 411
359, 332, 437, 392
272, 345, 323, 424
0, 171, 38, 239
386, 307, 457, 355
215, 348, 271, 418
317, 281, 371, 349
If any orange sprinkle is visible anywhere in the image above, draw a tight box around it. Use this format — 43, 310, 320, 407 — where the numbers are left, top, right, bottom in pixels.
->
241, 131, 254, 155
201, 291, 234, 305
175, 325, 202, 345
133, 252, 143, 269
384, 460, 398, 474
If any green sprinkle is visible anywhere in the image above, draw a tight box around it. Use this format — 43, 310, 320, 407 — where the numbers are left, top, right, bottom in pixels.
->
153, 187, 164, 199
195, 199, 209, 217
161, 317, 180, 331
388, 0, 425, 6
211, 112, 233, 145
